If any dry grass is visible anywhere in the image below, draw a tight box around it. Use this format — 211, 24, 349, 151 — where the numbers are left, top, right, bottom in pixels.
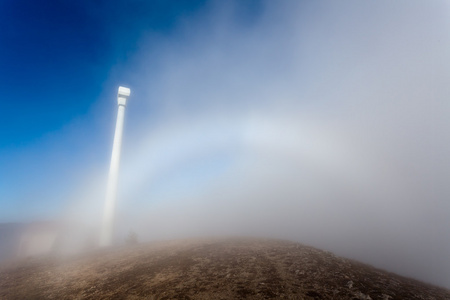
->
1, 237, 449, 299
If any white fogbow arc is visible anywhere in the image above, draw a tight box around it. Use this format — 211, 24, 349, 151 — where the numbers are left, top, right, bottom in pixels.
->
119, 112, 400, 206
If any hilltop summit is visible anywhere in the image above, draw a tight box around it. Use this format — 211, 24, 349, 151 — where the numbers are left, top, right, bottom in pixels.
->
1, 238, 449, 299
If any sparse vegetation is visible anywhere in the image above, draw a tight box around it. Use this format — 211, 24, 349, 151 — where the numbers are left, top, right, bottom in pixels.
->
1, 238, 449, 299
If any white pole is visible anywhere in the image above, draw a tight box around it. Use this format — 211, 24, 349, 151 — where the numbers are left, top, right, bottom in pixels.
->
100, 86, 130, 246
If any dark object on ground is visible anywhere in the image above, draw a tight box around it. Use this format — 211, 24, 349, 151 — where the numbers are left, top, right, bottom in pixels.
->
1, 238, 449, 299
125, 230, 139, 246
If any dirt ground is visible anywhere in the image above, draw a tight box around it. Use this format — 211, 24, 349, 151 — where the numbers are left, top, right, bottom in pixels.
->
1, 237, 449, 299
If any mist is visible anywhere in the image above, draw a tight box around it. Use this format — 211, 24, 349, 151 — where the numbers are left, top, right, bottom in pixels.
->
9, 0, 450, 289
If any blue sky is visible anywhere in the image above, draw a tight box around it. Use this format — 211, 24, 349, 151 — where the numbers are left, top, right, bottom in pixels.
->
1, 0, 215, 148
0, 0, 216, 220
1, 0, 450, 288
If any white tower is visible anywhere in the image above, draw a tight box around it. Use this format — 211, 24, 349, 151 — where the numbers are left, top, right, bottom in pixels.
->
100, 86, 131, 246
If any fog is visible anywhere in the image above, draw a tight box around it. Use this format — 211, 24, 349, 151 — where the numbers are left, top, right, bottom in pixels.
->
15, 0, 450, 289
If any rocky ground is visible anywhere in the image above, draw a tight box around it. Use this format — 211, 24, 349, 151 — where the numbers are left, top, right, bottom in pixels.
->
1, 237, 449, 299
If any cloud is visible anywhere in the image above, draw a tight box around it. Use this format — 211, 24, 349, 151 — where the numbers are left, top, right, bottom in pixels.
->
64, 0, 450, 288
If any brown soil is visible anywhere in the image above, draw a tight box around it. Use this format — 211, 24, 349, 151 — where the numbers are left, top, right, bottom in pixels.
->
0, 237, 449, 299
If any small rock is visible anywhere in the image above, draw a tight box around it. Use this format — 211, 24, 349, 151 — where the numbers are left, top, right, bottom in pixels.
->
346, 280, 353, 289
354, 291, 371, 299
